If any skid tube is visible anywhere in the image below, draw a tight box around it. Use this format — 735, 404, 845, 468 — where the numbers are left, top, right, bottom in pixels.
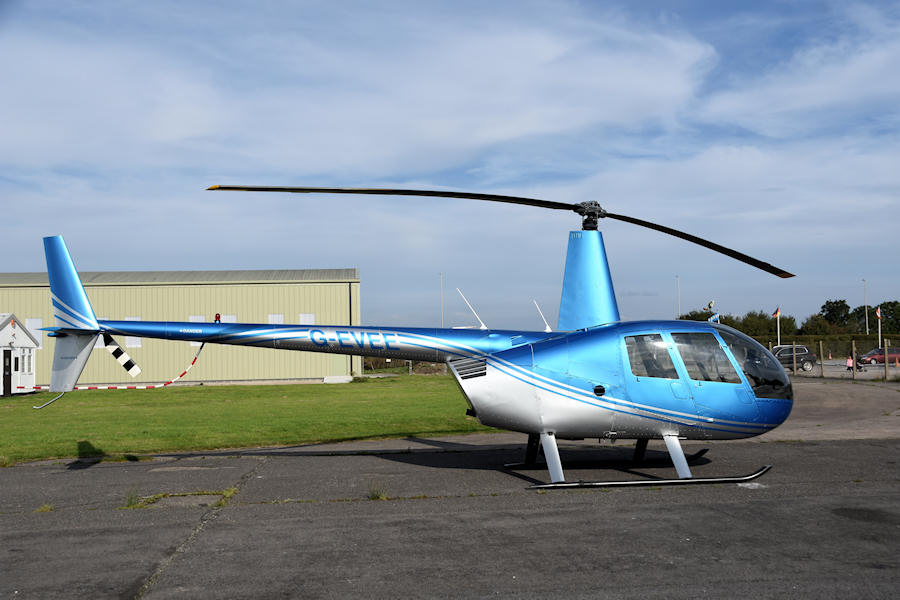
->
529, 465, 772, 490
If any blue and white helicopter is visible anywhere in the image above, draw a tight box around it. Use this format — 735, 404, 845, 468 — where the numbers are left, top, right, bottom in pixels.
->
42, 186, 794, 488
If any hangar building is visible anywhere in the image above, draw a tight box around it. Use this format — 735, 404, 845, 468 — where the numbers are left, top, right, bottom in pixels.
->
0, 269, 361, 386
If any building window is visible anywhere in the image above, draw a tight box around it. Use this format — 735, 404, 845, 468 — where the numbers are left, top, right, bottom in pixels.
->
125, 317, 142, 348
189, 315, 205, 347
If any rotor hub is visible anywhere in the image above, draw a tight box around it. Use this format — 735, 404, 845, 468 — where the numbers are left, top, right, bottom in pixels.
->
574, 201, 607, 230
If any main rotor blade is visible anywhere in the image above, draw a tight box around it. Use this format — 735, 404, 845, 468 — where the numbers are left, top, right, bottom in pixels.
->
207, 185, 575, 212
208, 185, 794, 278
605, 212, 795, 278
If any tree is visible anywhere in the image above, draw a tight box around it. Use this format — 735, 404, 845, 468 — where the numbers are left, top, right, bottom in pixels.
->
820, 299, 850, 330
678, 309, 709, 322
800, 313, 836, 335
848, 305, 876, 334
875, 300, 900, 335
678, 310, 739, 328
739, 310, 797, 337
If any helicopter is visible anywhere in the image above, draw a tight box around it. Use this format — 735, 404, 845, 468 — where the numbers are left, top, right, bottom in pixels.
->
40, 186, 794, 488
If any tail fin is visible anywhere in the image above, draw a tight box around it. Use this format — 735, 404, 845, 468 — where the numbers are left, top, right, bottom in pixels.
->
44, 236, 99, 330
43, 236, 99, 392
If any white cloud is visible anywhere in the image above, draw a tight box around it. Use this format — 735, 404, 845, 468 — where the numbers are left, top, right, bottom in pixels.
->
0, 1, 715, 178
699, 4, 900, 137
1, 1, 898, 328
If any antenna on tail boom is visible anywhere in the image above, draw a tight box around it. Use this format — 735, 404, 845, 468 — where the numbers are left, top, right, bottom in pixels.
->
456, 288, 487, 330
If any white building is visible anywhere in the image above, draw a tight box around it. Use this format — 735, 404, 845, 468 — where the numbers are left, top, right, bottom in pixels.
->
0, 313, 39, 396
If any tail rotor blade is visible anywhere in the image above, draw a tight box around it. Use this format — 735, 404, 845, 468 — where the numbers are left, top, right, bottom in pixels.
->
102, 333, 141, 377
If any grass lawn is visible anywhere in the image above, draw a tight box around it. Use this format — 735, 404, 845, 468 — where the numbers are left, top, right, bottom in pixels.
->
0, 375, 493, 466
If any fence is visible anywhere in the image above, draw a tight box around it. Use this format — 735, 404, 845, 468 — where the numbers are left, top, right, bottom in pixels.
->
768, 338, 898, 381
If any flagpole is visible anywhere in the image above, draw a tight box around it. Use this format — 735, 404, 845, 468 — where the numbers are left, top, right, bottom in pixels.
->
878, 308, 882, 348
773, 307, 782, 346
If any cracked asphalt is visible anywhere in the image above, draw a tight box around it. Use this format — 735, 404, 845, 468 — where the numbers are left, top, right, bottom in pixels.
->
1, 379, 898, 599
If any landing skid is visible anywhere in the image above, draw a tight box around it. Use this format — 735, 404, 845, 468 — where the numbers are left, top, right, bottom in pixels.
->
530, 465, 772, 490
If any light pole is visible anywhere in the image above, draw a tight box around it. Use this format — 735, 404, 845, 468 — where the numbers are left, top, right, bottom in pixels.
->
863, 278, 869, 335
675, 275, 681, 318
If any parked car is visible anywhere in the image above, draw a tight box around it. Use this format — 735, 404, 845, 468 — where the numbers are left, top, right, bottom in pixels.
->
772, 345, 817, 372
857, 347, 900, 365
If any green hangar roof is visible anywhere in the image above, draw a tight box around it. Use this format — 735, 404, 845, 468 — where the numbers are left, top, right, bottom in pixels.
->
0, 269, 359, 287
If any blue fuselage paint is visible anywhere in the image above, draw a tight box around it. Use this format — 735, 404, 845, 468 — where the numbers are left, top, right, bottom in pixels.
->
557, 230, 620, 330
99, 318, 792, 440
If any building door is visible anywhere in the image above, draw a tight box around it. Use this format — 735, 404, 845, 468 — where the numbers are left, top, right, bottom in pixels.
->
2, 350, 11, 397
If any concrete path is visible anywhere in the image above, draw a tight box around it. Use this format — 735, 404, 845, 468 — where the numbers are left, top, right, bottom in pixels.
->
1, 380, 898, 598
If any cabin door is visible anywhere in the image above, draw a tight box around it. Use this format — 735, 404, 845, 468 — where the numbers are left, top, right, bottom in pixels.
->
669, 332, 758, 421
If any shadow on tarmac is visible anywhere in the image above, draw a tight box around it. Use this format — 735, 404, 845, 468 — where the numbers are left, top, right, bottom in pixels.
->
151, 437, 711, 486
66, 440, 105, 470
376, 443, 712, 485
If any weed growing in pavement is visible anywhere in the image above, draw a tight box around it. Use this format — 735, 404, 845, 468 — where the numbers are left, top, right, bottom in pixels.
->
368, 485, 389, 501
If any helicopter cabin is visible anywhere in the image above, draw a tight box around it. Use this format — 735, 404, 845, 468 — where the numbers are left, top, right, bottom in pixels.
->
0, 313, 39, 397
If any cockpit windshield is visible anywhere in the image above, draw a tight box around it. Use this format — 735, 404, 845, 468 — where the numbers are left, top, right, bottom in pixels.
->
715, 326, 792, 400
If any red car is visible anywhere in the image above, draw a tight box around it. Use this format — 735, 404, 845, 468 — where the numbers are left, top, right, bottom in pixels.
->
858, 347, 900, 365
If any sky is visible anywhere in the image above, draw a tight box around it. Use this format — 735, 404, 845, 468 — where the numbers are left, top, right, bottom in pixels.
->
1, 0, 898, 329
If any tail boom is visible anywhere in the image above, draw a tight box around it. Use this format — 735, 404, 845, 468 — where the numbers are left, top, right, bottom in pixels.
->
99, 320, 555, 363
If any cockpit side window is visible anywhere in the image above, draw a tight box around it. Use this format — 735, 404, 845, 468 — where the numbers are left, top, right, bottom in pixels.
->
625, 334, 678, 379
671, 332, 741, 383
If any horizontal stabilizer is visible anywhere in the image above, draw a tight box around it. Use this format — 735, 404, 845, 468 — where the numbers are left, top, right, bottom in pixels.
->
42, 326, 99, 338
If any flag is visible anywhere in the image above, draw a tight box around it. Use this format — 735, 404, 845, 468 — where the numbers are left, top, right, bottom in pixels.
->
875, 307, 882, 320
772, 307, 781, 318
707, 312, 720, 323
